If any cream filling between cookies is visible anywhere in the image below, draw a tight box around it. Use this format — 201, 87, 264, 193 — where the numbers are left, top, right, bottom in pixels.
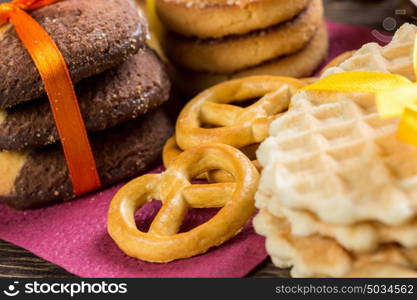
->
135, 0, 166, 60
0, 24, 25, 195
0, 110, 6, 125
0, 23, 11, 42
0, 151, 28, 195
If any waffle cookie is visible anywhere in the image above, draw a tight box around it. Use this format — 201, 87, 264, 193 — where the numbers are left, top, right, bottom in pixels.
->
174, 23, 328, 95
254, 210, 417, 278
0, 0, 146, 108
256, 23, 417, 226
254, 23, 417, 277
0, 47, 170, 151
155, 0, 310, 38
0, 109, 173, 210
257, 190, 417, 253
164, 0, 322, 73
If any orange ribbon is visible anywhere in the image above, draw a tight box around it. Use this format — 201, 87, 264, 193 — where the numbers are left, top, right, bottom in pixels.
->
0, 0, 101, 195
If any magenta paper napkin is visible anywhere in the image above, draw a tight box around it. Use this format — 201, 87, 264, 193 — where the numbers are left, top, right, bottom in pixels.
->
0, 22, 385, 278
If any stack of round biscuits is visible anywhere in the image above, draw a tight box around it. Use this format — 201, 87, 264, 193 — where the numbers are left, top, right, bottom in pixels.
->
254, 23, 417, 278
156, 0, 328, 94
0, 0, 173, 210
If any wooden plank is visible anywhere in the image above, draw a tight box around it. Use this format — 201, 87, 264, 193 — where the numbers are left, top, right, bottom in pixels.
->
0, 240, 74, 278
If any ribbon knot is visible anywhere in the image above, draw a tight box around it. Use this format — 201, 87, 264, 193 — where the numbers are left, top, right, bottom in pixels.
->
1, 3, 16, 12
0, 3, 17, 23
0, 0, 101, 195
7, 1, 28, 11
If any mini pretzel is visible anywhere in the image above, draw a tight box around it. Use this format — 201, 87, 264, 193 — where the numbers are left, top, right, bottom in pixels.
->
162, 136, 183, 169
176, 76, 305, 150
108, 144, 259, 263
163, 136, 261, 183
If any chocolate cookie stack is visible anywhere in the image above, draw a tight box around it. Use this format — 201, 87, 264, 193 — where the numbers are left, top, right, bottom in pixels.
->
155, 0, 328, 95
0, 0, 173, 210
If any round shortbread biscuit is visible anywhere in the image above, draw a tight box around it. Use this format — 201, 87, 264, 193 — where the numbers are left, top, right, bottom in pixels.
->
173, 23, 329, 96
164, 0, 323, 73
156, 0, 310, 38
0, 109, 173, 210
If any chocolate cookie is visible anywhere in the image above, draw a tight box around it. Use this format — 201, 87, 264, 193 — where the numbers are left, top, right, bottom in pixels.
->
0, 109, 174, 210
0, 0, 147, 108
0, 47, 170, 151
173, 23, 329, 95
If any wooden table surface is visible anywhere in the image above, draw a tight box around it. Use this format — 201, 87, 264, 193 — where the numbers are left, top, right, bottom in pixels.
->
1, 0, 416, 278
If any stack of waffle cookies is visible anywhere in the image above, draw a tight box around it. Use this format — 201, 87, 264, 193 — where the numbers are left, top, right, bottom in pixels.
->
155, 0, 328, 95
0, 0, 173, 210
254, 23, 417, 277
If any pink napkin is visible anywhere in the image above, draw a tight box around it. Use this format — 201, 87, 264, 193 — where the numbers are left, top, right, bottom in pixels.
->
0, 22, 384, 278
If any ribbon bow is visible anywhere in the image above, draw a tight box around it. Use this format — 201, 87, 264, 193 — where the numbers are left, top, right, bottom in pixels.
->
0, 0, 101, 195
303, 34, 417, 147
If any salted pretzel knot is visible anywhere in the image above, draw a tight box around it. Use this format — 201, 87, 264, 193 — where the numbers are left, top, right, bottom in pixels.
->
176, 76, 306, 150
163, 136, 261, 183
108, 144, 259, 263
